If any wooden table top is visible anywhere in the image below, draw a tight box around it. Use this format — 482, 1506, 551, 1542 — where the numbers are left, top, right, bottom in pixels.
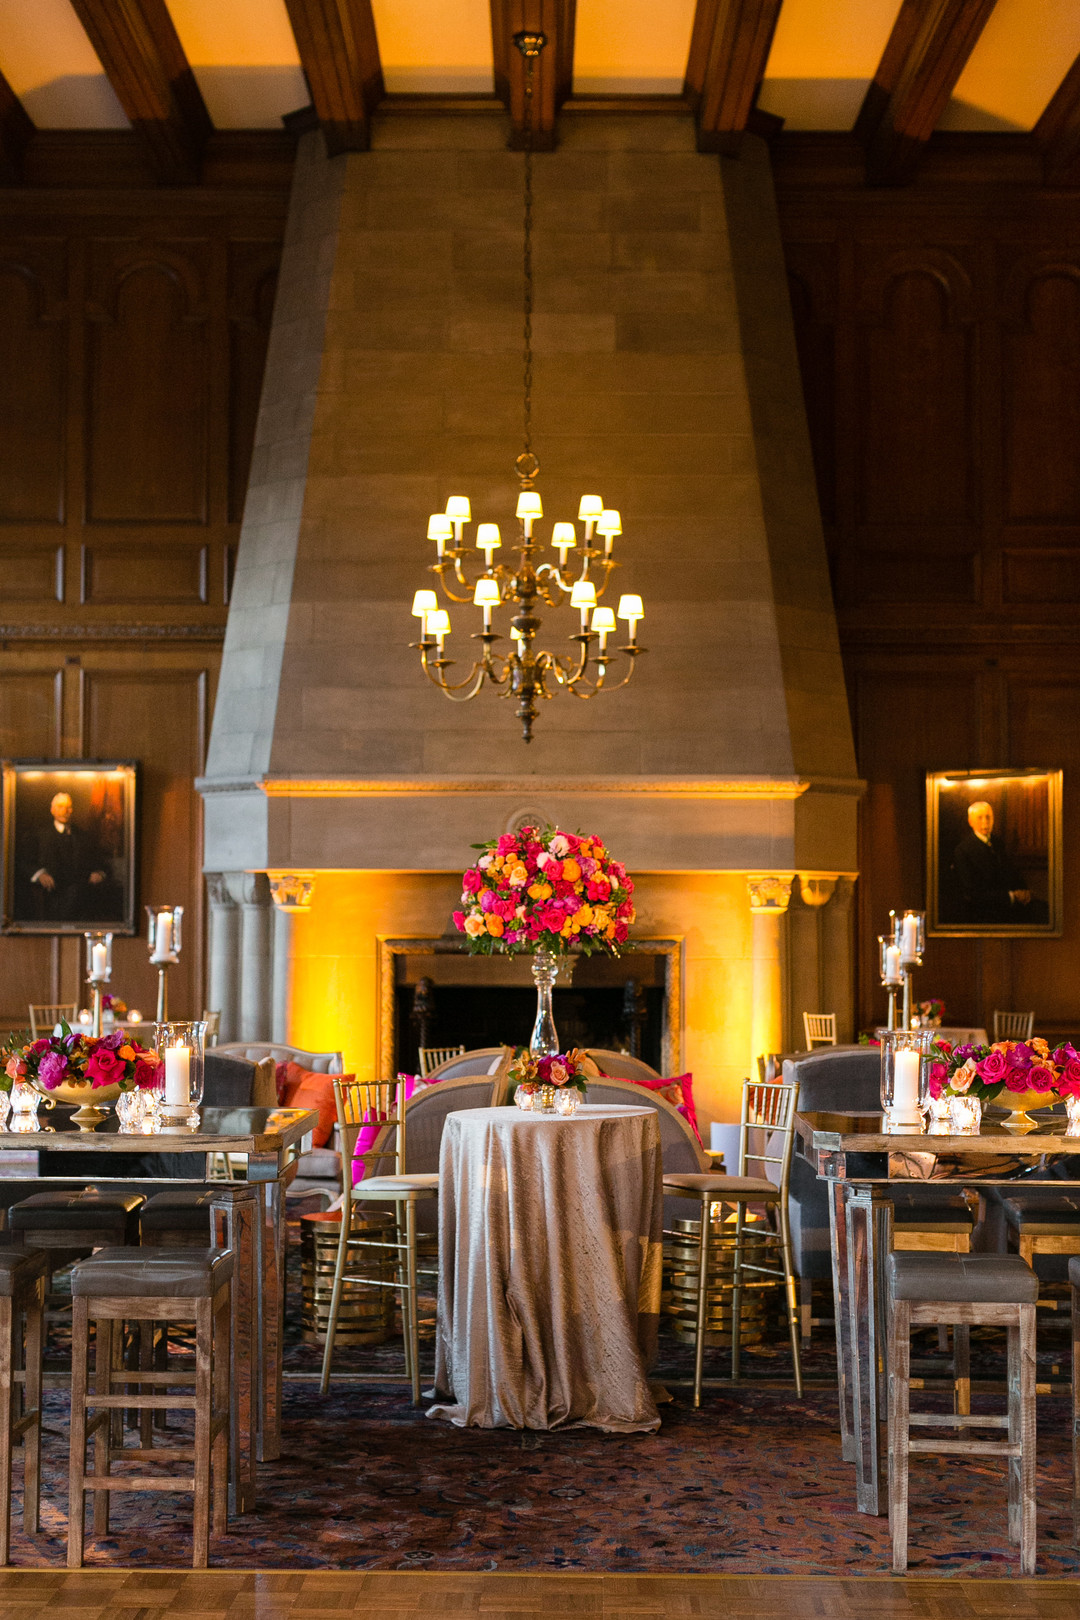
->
797, 1107, 1078, 1156
0, 1105, 317, 1154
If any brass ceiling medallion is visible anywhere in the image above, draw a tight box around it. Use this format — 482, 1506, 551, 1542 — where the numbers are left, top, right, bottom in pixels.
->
408, 32, 647, 744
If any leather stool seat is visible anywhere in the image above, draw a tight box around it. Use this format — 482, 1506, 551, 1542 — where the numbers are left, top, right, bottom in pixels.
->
887, 1250, 1038, 1304
1070, 1256, 1080, 1288
661, 1172, 778, 1198
891, 1189, 973, 1233
140, 1191, 217, 1242
1002, 1192, 1080, 1236
9, 1191, 143, 1248
0, 1251, 47, 1295
71, 1246, 233, 1299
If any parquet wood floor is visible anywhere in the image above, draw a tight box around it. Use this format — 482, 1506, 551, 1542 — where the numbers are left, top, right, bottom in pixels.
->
0, 1571, 1076, 1620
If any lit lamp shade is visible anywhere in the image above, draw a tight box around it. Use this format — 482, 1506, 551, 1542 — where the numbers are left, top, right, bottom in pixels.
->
577, 495, 603, 521
444, 496, 471, 523
570, 580, 596, 609
551, 522, 576, 550
473, 579, 501, 607
516, 492, 543, 520
476, 522, 501, 552
412, 589, 438, 618
617, 594, 644, 622
427, 515, 453, 542
510, 626, 524, 642
596, 508, 622, 537
427, 610, 451, 638
591, 607, 616, 634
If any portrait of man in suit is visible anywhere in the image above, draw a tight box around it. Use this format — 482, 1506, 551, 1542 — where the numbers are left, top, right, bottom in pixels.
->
928, 769, 1061, 937
1, 762, 137, 934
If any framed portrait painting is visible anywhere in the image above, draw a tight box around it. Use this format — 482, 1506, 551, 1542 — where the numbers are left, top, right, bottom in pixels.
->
926, 768, 1063, 938
1, 761, 139, 936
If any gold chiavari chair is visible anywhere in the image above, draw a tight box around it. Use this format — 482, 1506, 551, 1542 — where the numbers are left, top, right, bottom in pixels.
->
802, 1012, 837, 1048
319, 1079, 438, 1403
992, 1009, 1035, 1042
663, 1078, 803, 1405
28, 1004, 77, 1039
417, 1045, 465, 1077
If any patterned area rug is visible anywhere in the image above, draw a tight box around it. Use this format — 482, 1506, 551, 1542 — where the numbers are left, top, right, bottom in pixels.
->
9, 1264, 1075, 1575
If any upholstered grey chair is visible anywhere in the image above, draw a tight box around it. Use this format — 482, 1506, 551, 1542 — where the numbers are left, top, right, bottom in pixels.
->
213, 1042, 344, 1073
584, 1076, 708, 1227
366, 1075, 504, 1233
421, 1046, 511, 1081
782, 1046, 882, 1282
581, 1049, 663, 1082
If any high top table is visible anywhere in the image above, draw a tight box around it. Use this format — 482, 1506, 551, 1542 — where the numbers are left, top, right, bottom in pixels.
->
797, 1107, 1079, 1516
0, 1103, 315, 1511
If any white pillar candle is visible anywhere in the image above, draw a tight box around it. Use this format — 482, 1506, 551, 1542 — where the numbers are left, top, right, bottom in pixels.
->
884, 944, 902, 982
164, 1044, 190, 1106
893, 1050, 921, 1114
91, 943, 108, 978
901, 914, 918, 958
155, 912, 173, 960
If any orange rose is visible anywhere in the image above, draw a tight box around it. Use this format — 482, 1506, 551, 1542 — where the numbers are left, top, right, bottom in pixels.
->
561, 859, 581, 884
465, 914, 485, 937
486, 914, 504, 937
528, 881, 552, 900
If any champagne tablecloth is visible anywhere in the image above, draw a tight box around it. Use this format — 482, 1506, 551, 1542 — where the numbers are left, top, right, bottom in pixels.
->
429, 1104, 663, 1432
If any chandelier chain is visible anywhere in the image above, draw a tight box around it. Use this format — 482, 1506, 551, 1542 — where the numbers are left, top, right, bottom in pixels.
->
522, 53, 535, 462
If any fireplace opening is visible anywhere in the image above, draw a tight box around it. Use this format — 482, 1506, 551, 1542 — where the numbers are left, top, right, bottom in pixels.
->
390, 944, 673, 1076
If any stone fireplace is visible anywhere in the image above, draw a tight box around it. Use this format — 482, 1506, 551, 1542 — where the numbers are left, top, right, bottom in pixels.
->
198, 109, 861, 1130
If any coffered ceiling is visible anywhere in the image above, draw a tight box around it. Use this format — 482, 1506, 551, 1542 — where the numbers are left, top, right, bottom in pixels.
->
0, 0, 1077, 184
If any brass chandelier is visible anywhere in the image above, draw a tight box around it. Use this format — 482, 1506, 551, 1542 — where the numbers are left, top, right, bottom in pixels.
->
409, 31, 647, 744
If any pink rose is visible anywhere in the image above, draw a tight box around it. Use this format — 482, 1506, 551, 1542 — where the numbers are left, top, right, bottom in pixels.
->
85, 1047, 125, 1088
462, 868, 482, 894
452, 910, 465, 931
133, 1057, 161, 1090
976, 1050, 1007, 1082
1005, 1067, 1035, 1094
1028, 1064, 1055, 1093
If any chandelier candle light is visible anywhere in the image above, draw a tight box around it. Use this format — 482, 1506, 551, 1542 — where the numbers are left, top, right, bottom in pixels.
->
409, 31, 647, 743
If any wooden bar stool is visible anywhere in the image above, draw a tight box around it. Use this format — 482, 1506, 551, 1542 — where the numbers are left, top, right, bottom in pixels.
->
8, 1189, 144, 1297
887, 1251, 1038, 1575
891, 1187, 977, 1416
67, 1246, 233, 1569
0, 1248, 47, 1564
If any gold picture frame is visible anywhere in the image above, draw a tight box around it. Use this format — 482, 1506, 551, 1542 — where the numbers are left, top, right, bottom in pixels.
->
1, 760, 139, 935
926, 768, 1062, 938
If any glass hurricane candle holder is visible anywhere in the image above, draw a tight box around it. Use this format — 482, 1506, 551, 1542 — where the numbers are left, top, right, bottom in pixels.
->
147, 905, 182, 964
84, 931, 113, 984
879, 1027, 933, 1129
879, 934, 904, 987
896, 909, 925, 966
155, 1020, 205, 1123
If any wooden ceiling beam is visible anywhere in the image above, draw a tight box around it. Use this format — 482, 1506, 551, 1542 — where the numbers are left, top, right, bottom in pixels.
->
683, 0, 783, 155
283, 0, 383, 155
68, 0, 210, 184
491, 0, 576, 151
0, 71, 33, 185
859, 0, 999, 185
1035, 51, 1080, 187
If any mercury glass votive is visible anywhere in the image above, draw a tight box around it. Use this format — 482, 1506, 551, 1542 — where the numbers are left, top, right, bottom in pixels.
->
553, 1087, 580, 1116
514, 1084, 538, 1112
948, 1095, 982, 1134
1066, 1095, 1080, 1137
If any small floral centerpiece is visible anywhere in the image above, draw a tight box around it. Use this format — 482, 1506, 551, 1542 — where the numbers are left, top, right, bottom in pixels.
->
102, 994, 128, 1019
509, 1047, 592, 1107
929, 1036, 1080, 1129
3, 1025, 161, 1126
916, 999, 945, 1028
454, 824, 635, 957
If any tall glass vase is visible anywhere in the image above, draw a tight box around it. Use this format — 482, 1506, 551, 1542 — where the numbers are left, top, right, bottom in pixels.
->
530, 949, 560, 1056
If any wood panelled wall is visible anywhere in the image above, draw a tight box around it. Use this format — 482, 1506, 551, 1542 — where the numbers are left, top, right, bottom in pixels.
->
775, 139, 1080, 1040
0, 188, 286, 1029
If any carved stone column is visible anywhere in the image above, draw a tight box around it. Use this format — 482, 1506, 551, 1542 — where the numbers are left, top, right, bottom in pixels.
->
747, 875, 793, 1073
268, 873, 315, 1046
206, 874, 240, 1043
238, 873, 273, 1043
821, 876, 856, 1043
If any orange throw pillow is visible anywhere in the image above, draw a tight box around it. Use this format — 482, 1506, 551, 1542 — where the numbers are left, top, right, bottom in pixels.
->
278, 1062, 349, 1149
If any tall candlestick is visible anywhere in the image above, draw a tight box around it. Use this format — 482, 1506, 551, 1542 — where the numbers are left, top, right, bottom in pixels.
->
164, 1044, 190, 1107
154, 911, 173, 961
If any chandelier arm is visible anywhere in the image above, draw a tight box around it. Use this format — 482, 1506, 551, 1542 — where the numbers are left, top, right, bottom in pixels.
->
419, 648, 491, 699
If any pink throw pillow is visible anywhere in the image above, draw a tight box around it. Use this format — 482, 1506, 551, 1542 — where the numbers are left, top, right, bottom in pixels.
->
601, 1072, 701, 1144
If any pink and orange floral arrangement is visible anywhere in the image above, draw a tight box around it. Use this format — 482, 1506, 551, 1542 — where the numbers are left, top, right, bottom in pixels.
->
929, 1036, 1080, 1105
454, 824, 635, 957
3, 1026, 161, 1095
